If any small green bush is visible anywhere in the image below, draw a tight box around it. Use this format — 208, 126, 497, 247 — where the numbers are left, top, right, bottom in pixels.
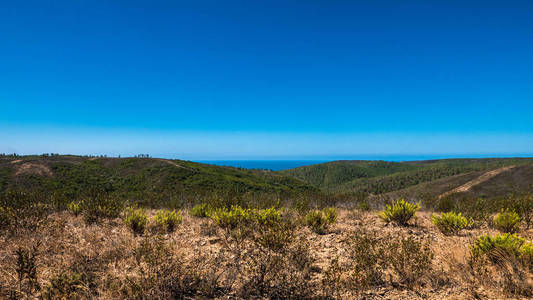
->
431, 211, 472, 235
379, 199, 420, 226
323, 207, 338, 224
210, 205, 253, 229
493, 209, 521, 233
472, 233, 533, 263
154, 209, 182, 232
305, 207, 337, 234
67, 200, 83, 216
254, 207, 281, 227
210, 205, 281, 229
189, 203, 210, 218
305, 210, 325, 233
124, 207, 147, 235
209, 205, 285, 244
521, 241, 533, 261
470, 233, 533, 296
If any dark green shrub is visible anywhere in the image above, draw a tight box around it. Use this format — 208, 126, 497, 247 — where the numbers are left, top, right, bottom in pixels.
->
189, 203, 210, 218
379, 199, 420, 226
124, 207, 147, 235
154, 209, 182, 232
293, 197, 310, 215
0, 190, 50, 232
493, 209, 521, 233
431, 211, 472, 235
81, 194, 123, 224
456, 197, 490, 224
42, 272, 89, 299
50, 191, 70, 211
515, 194, 533, 229
436, 196, 456, 212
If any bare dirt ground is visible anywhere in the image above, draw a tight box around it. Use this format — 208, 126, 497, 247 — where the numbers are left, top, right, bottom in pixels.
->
14, 163, 53, 177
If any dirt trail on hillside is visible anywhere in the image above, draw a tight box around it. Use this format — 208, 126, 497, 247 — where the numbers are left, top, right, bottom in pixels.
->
438, 165, 515, 199
156, 158, 195, 171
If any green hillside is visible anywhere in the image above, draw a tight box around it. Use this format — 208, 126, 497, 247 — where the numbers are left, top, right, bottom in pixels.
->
3, 155, 533, 209
0, 155, 316, 207
282, 158, 533, 195
452, 164, 533, 199
280, 160, 416, 191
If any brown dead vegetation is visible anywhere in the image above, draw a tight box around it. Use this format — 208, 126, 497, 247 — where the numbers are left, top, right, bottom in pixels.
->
2, 207, 533, 299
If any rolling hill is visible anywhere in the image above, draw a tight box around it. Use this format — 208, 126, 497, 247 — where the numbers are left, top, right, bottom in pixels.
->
0, 155, 317, 206
281, 158, 533, 199
2, 155, 533, 208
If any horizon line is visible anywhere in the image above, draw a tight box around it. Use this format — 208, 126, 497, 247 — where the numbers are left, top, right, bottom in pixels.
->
4, 153, 533, 162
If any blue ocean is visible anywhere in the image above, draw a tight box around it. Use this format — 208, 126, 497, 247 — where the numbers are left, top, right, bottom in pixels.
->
196, 154, 533, 171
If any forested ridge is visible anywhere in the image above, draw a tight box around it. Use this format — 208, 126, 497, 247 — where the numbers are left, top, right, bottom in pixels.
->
0, 155, 316, 207
282, 158, 533, 195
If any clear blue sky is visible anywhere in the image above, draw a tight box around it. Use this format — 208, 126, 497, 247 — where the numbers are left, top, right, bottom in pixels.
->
1, 1, 533, 159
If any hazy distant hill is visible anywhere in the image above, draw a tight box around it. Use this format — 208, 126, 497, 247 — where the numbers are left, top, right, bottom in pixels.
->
0, 155, 316, 203
281, 158, 533, 198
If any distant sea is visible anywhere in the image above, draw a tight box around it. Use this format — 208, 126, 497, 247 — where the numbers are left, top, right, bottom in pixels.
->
196, 154, 533, 171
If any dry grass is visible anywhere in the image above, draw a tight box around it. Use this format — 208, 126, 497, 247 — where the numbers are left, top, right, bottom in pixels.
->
1, 209, 533, 299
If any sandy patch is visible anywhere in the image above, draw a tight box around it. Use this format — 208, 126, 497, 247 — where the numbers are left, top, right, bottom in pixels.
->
14, 163, 53, 177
